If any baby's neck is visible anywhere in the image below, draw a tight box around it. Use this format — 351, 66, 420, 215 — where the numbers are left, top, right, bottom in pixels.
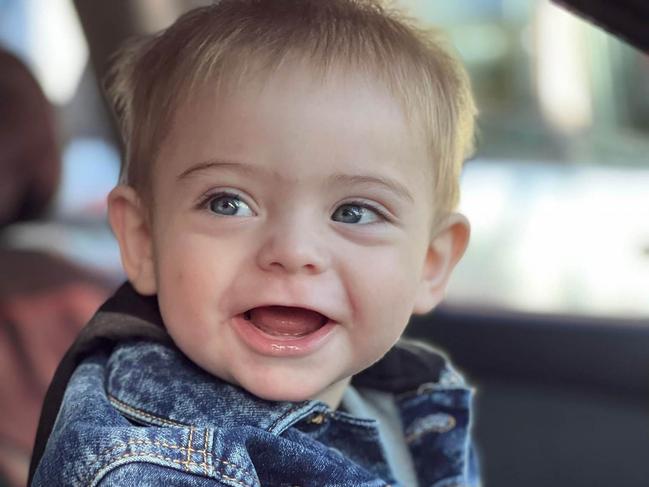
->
312, 376, 352, 409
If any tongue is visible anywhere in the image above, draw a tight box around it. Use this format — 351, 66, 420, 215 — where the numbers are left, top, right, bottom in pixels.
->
247, 306, 327, 337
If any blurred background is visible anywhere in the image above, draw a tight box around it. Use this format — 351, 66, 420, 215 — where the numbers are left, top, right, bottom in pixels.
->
0, 0, 647, 486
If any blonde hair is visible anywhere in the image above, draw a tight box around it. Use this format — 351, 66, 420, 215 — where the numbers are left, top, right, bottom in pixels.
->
107, 0, 476, 220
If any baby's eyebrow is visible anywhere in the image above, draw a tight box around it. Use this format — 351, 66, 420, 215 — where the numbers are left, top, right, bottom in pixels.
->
327, 173, 414, 203
177, 160, 414, 203
176, 159, 256, 180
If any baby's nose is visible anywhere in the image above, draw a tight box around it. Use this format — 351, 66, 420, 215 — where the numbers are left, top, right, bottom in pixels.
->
255, 219, 330, 275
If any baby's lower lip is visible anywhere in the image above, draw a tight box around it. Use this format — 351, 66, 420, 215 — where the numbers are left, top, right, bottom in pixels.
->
231, 313, 337, 357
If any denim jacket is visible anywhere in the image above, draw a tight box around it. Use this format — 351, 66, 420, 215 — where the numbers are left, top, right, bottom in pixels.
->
31, 284, 479, 487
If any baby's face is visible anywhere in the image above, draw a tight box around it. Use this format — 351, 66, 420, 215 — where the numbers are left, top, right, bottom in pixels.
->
147, 64, 444, 404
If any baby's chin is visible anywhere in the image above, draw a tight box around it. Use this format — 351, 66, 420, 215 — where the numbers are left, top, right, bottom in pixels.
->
233, 372, 350, 407
176, 339, 354, 407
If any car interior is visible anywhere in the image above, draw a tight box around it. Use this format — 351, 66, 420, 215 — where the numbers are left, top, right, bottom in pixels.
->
0, 1, 647, 486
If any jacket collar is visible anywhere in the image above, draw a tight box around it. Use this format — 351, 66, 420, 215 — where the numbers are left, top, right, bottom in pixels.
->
106, 341, 332, 432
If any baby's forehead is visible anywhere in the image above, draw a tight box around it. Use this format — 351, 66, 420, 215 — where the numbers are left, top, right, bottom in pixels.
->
174, 64, 427, 147
176, 58, 429, 142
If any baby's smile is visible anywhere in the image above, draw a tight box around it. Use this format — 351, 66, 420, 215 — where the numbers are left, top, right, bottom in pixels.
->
234, 305, 338, 358
243, 306, 329, 337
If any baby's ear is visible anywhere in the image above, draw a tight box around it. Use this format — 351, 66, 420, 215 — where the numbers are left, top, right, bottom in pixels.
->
413, 213, 470, 315
107, 185, 157, 295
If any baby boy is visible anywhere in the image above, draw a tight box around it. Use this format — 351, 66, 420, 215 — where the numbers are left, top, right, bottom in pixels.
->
30, 1, 478, 486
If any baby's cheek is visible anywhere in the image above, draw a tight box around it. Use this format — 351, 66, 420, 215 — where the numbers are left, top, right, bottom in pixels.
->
350, 254, 418, 327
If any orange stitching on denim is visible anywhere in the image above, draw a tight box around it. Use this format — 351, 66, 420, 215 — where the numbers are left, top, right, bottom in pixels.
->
108, 394, 187, 427
202, 428, 210, 475
88, 451, 255, 487
184, 426, 194, 471
85, 437, 255, 486
93, 439, 186, 461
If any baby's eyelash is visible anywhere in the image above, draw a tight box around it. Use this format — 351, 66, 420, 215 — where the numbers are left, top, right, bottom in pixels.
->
342, 200, 392, 221
196, 190, 241, 209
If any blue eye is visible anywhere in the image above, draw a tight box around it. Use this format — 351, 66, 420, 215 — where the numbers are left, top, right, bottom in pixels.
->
208, 193, 254, 217
331, 204, 382, 224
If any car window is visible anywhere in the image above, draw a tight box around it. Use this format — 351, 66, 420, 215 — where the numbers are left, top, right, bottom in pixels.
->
397, 0, 649, 319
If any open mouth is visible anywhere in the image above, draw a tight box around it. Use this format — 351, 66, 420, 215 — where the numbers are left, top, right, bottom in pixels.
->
242, 306, 329, 338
